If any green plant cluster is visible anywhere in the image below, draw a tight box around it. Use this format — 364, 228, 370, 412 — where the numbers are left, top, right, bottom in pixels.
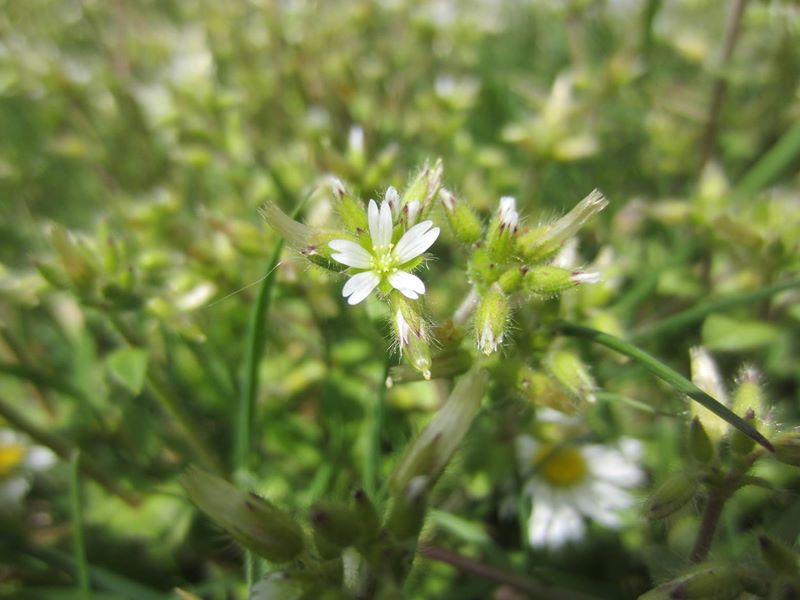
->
1, 1, 799, 599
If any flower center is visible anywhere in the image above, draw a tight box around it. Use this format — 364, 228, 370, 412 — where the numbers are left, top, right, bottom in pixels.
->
0, 443, 25, 477
532, 444, 588, 487
371, 245, 396, 275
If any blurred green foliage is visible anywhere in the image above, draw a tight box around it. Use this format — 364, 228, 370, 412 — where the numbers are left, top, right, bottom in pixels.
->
1, 0, 799, 598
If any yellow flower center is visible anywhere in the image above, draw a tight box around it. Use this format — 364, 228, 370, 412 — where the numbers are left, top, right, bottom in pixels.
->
370, 244, 397, 275
533, 444, 588, 487
0, 443, 25, 477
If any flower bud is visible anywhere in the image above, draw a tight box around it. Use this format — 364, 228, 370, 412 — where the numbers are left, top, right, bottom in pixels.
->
524, 265, 600, 297
643, 471, 698, 520
498, 266, 524, 294
773, 431, 800, 468
522, 189, 608, 263
546, 348, 597, 404
759, 534, 799, 576
311, 500, 362, 549
260, 202, 340, 269
517, 366, 581, 415
48, 224, 97, 290
732, 366, 766, 423
689, 417, 714, 465
390, 294, 432, 379
474, 288, 509, 355
640, 562, 741, 600
402, 158, 443, 216
181, 467, 304, 562
336, 193, 369, 234
689, 347, 730, 442
352, 489, 380, 544
439, 188, 482, 245
486, 196, 519, 262
390, 368, 488, 498
731, 409, 756, 456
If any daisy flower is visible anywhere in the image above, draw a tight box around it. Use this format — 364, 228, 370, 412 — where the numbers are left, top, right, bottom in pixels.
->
515, 435, 644, 550
328, 199, 440, 305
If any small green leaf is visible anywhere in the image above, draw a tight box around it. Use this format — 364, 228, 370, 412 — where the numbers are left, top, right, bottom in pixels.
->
702, 314, 778, 351
106, 348, 149, 395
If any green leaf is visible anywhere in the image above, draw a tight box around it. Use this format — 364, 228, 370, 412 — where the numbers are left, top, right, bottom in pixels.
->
702, 314, 779, 351
106, 348, 149, 395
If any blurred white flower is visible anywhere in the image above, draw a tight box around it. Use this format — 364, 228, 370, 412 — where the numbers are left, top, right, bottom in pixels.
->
516, 435, 644, 550
0, 429, 56, 510
329, 199, 439, 305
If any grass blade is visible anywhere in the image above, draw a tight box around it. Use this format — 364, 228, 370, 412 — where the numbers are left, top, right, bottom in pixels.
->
632, 278, 800, 342
555, 321, 774, 452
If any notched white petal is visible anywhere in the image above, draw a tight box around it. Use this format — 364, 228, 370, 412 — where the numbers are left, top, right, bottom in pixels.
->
393, 221, 440, 263
367, 199, 380, 244
389, 271, 425, 297
342, 271, 380, 305
329, 239, 372, 268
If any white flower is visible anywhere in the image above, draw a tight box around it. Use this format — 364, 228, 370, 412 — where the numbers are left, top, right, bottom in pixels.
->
328, 199, 440, 305
515, 435, 644, 550
0, 429, 56, 510
477, 322, 502, 355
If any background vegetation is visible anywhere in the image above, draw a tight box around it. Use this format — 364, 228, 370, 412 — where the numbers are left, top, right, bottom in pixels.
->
0, 0, 799, 598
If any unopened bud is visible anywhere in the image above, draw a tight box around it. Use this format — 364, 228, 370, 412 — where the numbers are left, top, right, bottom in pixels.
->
352, 489, 380, 544
522, 189, 608, 262
643, 471, 698, 520
439, 188, 482, 245
390, 294, 432, 379
260, 202, 340, 269
689, 417, 714, 465
524, 265, 599, 297
486, 197, 519, 262
385, 186, 400, 219
731, 409, 757, 456
773, 432, 800, 468
759, 534, 799, 576
474, 288, 509, 355
732, 365, 766, 423
517, 366, 581, 415
498, 266, 524, 293
690, 347, 730, 442
546, 348, 596, 404
336, 194, 369, 233
640, 562, 741, 600
181, 468, 304, 562
402, 158, 443, 216
390, 368, 488, 497
48, 224, 96, 290
311, 501, 362, 549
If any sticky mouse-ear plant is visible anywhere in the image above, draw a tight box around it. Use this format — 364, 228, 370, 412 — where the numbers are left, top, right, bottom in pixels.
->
181, 367, 489, 598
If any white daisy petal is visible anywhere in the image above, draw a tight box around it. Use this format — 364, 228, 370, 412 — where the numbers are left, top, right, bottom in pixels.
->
375, 200, 393, 247
329, 240, 373, 268
388, 271, 425, 298
367, 199, 380, 244
342, 271, 380, 305
528, 500, 555, 548
393, 221, 440, 263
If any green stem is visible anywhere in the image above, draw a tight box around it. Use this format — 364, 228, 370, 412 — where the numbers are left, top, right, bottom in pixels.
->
365, 360, 391, 498
689, 488, 729, 564
418, 545, 601, 600
234, 195, 310, 472
234, 239, 285, 472
70, 452, 91, 600
698, 0, 749, 167
555, 321, 773, 452
0, 394, 140, 505
631, 278, 800, 342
